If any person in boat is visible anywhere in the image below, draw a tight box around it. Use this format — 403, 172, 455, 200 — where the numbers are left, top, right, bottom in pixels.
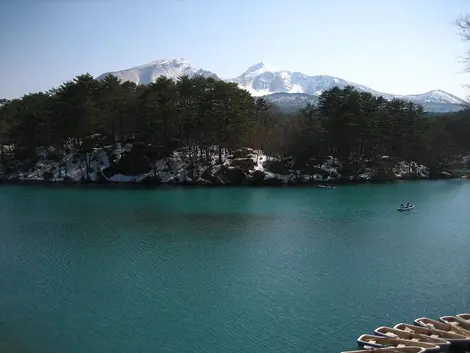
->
400, 204, 405, 208
406, 202, 411, 207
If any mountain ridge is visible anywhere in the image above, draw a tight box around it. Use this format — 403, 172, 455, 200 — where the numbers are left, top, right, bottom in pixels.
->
97, 58, 467, 113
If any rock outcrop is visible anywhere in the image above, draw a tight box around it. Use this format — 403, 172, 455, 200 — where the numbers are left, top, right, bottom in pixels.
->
4, 143, 465, 185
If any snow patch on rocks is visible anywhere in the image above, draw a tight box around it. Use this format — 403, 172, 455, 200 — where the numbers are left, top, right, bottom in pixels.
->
393, 161, 429, 179
3, 143, 447, 185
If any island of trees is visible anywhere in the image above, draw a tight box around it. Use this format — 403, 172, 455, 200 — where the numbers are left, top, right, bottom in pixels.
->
0, 74, 469, 184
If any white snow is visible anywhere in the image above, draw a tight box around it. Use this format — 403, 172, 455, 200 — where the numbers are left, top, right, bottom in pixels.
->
392, 161, 429, 179
9, 143, 136, 182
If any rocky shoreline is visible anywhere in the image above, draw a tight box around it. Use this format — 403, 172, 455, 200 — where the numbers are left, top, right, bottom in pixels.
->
1, 144, 468, 187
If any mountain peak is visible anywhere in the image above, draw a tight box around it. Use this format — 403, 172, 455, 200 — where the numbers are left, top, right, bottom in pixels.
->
138, 58, 190, 68
243, 62, 280, 76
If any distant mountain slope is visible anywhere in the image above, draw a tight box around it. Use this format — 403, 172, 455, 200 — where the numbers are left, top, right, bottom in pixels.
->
97, 59, 467, 113
97, 58, 219, 84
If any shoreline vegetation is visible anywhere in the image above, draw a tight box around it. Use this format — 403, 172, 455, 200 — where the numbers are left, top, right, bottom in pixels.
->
1, 75, 469, 186
1, 177, 468, 189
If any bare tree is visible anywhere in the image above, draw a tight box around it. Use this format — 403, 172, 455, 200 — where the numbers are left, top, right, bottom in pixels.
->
455, 15, 470, 103
456, 15, 470, 68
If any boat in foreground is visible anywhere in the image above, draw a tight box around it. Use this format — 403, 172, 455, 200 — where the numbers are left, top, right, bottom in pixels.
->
394, 323, 470, 347
342, 347, 426, 353
375, 326, 450, 351
414, 317, 470, 340
439, 316, 470, 336
357, 334, 441, 352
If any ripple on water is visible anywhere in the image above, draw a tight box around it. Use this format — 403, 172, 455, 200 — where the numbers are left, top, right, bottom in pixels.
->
0, 181, 469, 353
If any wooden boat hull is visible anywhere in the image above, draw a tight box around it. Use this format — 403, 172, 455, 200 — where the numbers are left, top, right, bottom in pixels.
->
357, 334, 441, 352
395, 323, 470, 348
414, 318, 470, 347
374, 327, 451, 352
342, 348, 426, 353
439, 316, 470, 336
457, 313, 470, 324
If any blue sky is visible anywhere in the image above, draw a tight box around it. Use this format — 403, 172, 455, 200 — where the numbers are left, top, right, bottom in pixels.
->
1, 0, 470, 99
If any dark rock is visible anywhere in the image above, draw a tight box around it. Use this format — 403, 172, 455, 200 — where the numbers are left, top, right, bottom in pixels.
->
320, 169, 331, 179
47, 152, 61, 162
63, 176, 75, 184
230, 158, 255, 172
103, 147, 150, 178
264, 160, 290, 175
291, 159, 307, 170
195, 178, 212, 186
94, 171, 107, 184
42, 171, 53, 181
302, 163, 323, 176
201, 170, 223, 185
218, 166, 246, 185
366, 160, 382, 168
141, 175, 162, 185
374, 167, 397, 181
251, 170, 266, 182
340, 162, 361, 179
263, 177, 285, 185
230, 148, 255, 159
248, 170, 286, 185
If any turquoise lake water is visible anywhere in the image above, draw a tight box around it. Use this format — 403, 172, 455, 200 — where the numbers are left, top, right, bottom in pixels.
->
1, 181, 469, 353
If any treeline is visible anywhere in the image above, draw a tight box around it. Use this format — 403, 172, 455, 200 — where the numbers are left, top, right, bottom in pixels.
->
0, 74, 469, 176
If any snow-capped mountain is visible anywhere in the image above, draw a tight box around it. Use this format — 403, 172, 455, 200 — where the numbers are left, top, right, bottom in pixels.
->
230, 62, 466, 112
97, 58, 219, 84
230, 62, 373, 97
97, 59, 467, 113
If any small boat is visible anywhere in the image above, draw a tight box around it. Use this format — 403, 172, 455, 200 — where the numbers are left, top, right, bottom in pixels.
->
394, 323, 470, 347
375, 326, 450, 351
342, 347, 426, 353
357, 334, 441, 352
457, 313, 470, 324
415, 317, 470, 339
440, 316, 470, 336
398, 205, 415, 211
318, 184, 335, 189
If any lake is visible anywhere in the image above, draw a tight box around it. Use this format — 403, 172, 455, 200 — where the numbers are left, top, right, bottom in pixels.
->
1, 181, 469, 353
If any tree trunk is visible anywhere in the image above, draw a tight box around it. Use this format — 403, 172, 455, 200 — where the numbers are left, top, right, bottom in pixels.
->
62, 143, 68, 178
84, 152, 92, 182
0, 144, 4, 182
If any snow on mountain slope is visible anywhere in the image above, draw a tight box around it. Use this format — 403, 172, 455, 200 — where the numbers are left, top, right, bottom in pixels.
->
393, 90, 465, 105
230, 63, 467, 105
96, 58, 467, 112
97, 58, 219, 84
230, 63, 357, 97
230, 63, 466, 112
